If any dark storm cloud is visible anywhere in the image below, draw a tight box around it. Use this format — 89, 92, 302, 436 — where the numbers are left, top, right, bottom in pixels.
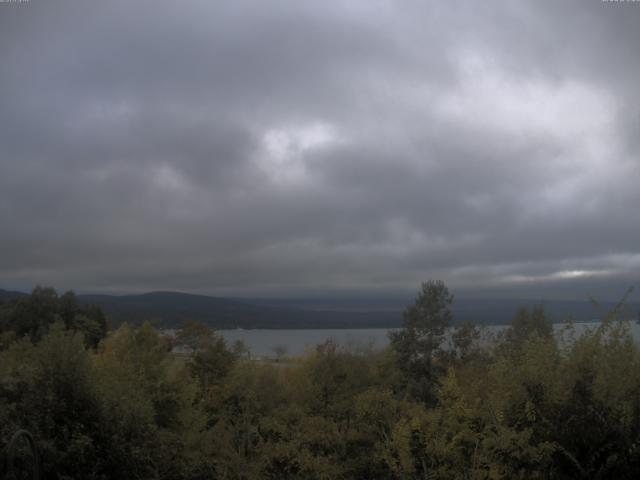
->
1, 0, 640, 298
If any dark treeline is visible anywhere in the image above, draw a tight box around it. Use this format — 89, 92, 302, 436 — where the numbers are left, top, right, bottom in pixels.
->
2, 281, 640, 479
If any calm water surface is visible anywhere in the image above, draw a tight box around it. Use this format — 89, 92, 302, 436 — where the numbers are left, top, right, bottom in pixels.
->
217, 321, 640, 358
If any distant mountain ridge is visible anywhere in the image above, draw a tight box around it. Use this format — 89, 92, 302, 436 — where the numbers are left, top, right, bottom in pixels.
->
75, 291, 402, 329
0, 288, 28, 302
1, 288, 638, 329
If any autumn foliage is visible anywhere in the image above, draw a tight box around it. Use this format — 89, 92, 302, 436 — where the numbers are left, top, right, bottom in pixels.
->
2, 284, 640, 479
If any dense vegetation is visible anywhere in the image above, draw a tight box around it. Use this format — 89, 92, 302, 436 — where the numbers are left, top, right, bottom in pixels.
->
2, 282, 640, 479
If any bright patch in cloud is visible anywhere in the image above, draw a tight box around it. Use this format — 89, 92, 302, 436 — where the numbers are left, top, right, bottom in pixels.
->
152, 164, 191, 193
258, 122, 338, 185
500, 269, 614, 285
436, 48, 624, 217
439, 50, 617, 140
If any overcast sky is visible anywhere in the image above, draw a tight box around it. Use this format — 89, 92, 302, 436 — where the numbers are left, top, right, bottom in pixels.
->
1, 0, 640, 299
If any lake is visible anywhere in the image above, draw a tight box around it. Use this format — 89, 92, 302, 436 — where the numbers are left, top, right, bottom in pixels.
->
217, 321, 640, 358
218, 328, 394, 357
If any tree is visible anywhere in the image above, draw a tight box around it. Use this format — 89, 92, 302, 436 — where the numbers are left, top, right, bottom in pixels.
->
451, 320, 481, 362
272, 344, 288, 361
176, 319, 214, 353
232, 339, 250, 358
389, 280, 453, 403
0, 287, 107, 348
501, 304, 552, 352
8, 286, 59, 342
189, 335, 238, 390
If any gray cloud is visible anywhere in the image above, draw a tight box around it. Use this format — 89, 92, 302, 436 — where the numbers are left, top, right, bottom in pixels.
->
1, 0, 640, 300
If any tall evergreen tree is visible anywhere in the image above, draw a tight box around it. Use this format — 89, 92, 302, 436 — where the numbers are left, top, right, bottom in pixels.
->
389, 280, 453, 403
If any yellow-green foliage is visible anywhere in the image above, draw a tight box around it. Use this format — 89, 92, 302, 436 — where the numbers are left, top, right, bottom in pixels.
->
4, 305, 640, 478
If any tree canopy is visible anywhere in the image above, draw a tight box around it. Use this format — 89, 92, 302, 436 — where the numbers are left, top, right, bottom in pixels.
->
3, 283, 640, 479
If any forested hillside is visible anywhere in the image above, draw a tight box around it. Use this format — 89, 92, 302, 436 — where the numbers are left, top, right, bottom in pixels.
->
2, 282, 640, 478
75, 291, 401, 329
3, 288, 635, 329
